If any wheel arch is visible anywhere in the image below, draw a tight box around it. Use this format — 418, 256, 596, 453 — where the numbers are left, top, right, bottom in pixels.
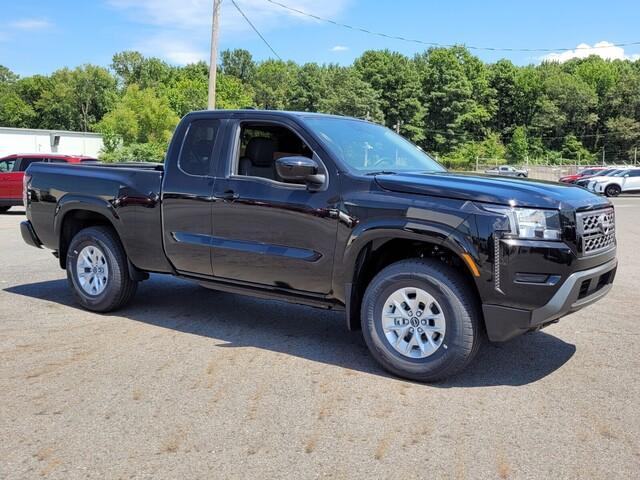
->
342, 222, 482, 331
54, 196, 146, 280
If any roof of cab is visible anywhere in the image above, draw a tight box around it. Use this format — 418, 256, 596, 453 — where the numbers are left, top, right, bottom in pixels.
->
185, 109, 369, 122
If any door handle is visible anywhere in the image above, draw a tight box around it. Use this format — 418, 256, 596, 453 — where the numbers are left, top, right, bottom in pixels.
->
217, 190, 239, 201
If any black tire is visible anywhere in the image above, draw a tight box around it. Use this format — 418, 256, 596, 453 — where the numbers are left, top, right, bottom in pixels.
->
605, 184, 621, 197
0, 206, 10, 213
361, 259, 482, 382
66, 226, 138, 312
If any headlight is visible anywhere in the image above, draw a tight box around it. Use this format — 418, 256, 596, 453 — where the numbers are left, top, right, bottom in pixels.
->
482, 205, 562, 240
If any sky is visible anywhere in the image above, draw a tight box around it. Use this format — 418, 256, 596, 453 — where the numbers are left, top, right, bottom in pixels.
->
1, 0, 640, 76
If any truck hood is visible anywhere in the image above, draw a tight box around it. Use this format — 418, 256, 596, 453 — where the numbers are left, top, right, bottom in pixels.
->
374, 172, 611, 210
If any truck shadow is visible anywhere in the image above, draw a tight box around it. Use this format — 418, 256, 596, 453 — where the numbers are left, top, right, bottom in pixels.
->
5, 275, 576, 388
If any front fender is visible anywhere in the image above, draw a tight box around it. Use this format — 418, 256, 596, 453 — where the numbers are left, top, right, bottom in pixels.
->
340, 214, 478, 288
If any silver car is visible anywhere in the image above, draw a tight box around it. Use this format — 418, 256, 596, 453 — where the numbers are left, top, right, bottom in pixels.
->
485, 165, 528, 177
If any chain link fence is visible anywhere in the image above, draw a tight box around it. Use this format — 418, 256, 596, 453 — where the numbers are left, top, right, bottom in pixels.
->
467, 159, 639, 182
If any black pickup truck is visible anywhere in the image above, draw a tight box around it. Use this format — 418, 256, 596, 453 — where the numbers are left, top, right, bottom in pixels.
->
21, 110, 617, 381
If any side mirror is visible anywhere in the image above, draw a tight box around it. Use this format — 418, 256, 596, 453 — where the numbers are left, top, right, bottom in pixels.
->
275, 156, 325, 187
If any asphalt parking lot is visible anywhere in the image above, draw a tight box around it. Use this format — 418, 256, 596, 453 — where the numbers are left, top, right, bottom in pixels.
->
1, 198, 639, 480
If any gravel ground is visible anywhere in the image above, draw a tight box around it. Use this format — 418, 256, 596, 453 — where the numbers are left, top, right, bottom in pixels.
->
1, 198, 639, 480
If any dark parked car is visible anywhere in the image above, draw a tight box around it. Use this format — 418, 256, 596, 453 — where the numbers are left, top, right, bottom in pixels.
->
20, 110, 617, 381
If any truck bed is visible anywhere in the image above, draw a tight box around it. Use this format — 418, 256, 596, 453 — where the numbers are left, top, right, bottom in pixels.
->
26, 161, 172, 273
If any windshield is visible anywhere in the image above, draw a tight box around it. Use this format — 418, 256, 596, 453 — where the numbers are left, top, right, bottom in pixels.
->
611, 169, 630, 177
303, 117, 445, 174
589, 169, 614, 176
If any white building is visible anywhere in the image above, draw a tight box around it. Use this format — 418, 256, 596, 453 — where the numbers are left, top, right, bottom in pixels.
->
0, 127, 104, 158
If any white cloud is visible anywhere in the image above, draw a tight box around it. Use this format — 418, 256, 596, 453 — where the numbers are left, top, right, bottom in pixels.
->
136, 35, 208, 64
331, 45, 348, 52
108, 0, 351, 64
108, 0, 350, 31
542, 41, 640, 63
9, 18, 51, 30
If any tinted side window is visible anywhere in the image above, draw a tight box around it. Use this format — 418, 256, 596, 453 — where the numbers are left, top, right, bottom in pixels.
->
628, 170, 640, 177
17, 158, 43, 171
47, 158, 67, 163
179, 119, 220, 176
0, 159, 16, 172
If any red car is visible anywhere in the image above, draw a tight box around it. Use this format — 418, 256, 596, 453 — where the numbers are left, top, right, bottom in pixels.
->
0, 153, 97, 212
559, 167, 608, 184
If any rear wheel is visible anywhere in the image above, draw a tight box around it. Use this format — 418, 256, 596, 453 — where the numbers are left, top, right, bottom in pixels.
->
0, 206, 10, 213
66, 226, 138, 312
361, 259, 482, 382
605, 184, 621, 197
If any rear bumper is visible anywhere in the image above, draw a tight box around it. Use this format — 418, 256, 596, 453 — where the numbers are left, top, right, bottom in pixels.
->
20, 220, 42, 249
483, 257, 617, 342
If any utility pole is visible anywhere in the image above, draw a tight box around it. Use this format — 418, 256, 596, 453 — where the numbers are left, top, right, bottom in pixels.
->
208, 0, 221, 110
602, 146, 605, 166
635, 146, 638, 166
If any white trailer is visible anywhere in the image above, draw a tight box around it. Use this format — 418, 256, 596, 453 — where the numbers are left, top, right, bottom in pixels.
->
0, 127, 104, 158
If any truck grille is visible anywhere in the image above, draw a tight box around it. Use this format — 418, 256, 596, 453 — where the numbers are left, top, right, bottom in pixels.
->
577, 208, 616, 256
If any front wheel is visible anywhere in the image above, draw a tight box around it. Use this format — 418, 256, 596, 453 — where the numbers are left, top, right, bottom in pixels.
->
361, 259, 482, 382
66, 226, 138, 312
605, 184, 621, 197
0, 206, 10, 213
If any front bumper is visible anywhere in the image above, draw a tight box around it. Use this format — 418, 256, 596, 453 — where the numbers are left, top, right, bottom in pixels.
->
20, 220, 42, 248
483, 257, 617, 342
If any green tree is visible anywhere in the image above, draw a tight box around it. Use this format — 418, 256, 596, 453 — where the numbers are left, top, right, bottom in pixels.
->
0, 88, 36, 127
320, 66, 384, 121
354, 50, 424, 141
604, 116, 640, 161
216, 73, 254, 109
0, 65, 19, 84
444, 133, 506, 169
488, 59, 519, 138
111, 51, 176, 89
220, 49, 256, 83
168, 77, 207, 117
0, 65, 36, 127
506, 126, 529, 163
96, 85, 179, 161
71, 65, 117, 131
289, 63, 330, 112
561, 134, 593, 162
252, 60, 298, 110
415, 46, 493, 153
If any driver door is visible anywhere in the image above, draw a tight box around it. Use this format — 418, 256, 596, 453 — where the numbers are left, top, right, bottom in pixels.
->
210, 116, 339, 294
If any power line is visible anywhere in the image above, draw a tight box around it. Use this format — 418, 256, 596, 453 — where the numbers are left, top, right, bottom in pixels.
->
232, 0, 282, 60
264, 0, 640, 54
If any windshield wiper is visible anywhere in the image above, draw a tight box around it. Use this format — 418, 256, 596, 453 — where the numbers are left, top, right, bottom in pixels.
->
364, 170, 397, 176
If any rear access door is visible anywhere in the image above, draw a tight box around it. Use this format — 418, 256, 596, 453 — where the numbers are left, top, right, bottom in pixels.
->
161, 116, 226, 276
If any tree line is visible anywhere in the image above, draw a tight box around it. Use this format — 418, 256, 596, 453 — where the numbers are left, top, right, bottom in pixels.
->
1, 47, 639, 167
